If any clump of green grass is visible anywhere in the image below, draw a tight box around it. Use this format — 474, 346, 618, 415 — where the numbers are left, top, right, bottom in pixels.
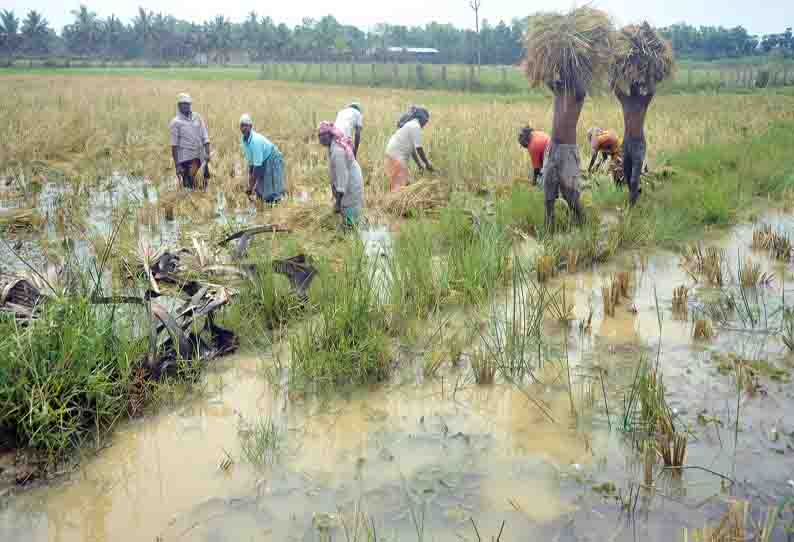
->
441, 205, 511, 305
238, 415, 282, 467
0, 296, 142, 462
386, 220, 450, 333
222, 249, 303, 345
289, 243, 391, 389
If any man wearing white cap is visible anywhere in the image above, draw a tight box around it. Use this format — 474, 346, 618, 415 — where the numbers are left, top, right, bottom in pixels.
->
169, 93, 210, 189
239, 114, 285, 204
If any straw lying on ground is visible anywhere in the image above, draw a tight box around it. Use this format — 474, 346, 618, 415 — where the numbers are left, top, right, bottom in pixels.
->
380, 180, 448, 218
522, 6, 614, 94
609, 22, 674, 95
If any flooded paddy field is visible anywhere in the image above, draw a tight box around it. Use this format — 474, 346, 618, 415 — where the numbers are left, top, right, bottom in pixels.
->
2, 206, 794, 541
2, 76, 794, 541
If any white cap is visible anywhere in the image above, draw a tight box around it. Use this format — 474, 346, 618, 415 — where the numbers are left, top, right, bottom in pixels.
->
177, 92, 192, 104
239, 113, 253, 126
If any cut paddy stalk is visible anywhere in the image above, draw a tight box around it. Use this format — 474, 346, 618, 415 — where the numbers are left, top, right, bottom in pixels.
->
693, 319, 715, 340
672, 285, 689, 319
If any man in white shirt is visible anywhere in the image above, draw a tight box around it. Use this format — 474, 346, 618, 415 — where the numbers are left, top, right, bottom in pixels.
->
384, 107, 433, 192
334, 102, 363, 158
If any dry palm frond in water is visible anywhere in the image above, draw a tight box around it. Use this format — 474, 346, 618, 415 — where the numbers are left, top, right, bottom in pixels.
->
609, 22, 674, 95
380, 179, 448, 218
522, 6, 614, 95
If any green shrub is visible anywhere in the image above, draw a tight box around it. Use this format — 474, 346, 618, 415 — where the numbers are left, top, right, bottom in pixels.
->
386, 220, 450, 330
289, 243, 391, 388
0, 297, 141, 461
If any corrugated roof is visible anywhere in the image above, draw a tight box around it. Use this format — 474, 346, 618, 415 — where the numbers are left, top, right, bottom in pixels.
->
386, 47, 440, 54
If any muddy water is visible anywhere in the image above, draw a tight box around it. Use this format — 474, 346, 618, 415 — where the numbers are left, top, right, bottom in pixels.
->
3, 214, 794, 540
0, 174, 255, 275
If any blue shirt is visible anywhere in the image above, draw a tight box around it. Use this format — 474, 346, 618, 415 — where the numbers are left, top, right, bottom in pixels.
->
240, 130, 275, 167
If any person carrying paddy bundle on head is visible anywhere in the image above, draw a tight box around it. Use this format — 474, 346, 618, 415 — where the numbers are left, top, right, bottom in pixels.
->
609, 22, 674, 206
169, 93, 211, 190
385, 106, 434, 192
518, 126, 550, 186
522, 6, 614, 232
318, 121, 364, 230
586, 127, 622, 175
239, 114, 286, 204
334, 102, 363, 158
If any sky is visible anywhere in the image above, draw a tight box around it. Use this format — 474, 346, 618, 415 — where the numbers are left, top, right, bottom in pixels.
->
2, 0, 789, 36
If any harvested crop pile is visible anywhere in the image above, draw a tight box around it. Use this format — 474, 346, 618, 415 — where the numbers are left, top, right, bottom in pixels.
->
380, 180, 449, 218
0, 209, 43, 233
609, 22, 674, 95
522, 6, 614, 94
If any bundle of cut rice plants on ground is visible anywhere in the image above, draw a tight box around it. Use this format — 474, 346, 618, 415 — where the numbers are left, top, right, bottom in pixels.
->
522, 6, 614, 95
609, 22, 674, 95
379, 180, 448, 218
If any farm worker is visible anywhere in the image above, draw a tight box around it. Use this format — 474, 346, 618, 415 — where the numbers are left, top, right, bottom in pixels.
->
318, 121, 364, 229
169, 93, 211, 190
239, 114, 286, 204
586, 127, 622, 174
518, 126, 551, 185
334, 102, 363, 158
385, 106, 434, 192
397, 105, 418, 128
615, 82, 655, 206
542, 80, 586, 230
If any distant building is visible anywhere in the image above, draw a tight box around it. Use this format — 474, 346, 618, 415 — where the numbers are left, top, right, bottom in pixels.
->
382, 47, 441, 63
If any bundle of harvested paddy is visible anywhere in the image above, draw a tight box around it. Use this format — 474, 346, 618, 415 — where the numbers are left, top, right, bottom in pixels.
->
0, 208, 44, 233
522, 6, 614, 94
380, 179, 448, 218
609, 22, 674, 95
281, 199, 338, 231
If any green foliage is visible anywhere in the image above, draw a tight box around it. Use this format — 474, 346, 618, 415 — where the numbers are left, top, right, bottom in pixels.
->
289, 243, 391, 388
223, 250, 303, 345
238, 416, 282, 467
386, 220, 450, 332
0, 297, 141, 461
441, 204, 511, 305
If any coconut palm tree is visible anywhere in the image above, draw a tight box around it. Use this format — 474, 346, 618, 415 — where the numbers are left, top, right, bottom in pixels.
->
0, 9, 20, 58
64, 5, 101, 56
132, 7, 155, 59
205, 16, 233, 64
21, 10, 51, 56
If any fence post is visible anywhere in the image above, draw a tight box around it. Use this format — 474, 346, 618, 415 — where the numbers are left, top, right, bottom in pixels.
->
351, 63, 356, 84
371, 63, 377, 87
441, 65, 448, 89
468, 65, 475, 92
415, 64, 423, 89
783, 66, 788, 86
687, 68, 692, 88
392, 63, 399, 87
501, 66, 508, 92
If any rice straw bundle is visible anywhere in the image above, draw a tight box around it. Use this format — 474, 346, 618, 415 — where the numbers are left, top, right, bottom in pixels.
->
380, 180, 448, 218
609, 22, 674, 95
522, 6, 614, 95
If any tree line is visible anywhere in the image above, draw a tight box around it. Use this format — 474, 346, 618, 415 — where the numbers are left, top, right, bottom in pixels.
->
0, 6, 791, 66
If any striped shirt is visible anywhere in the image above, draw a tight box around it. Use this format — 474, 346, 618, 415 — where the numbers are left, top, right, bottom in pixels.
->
169, 111, 209, 164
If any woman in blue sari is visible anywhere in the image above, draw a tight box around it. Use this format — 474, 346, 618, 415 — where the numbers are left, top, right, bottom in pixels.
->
239, 114, 286, 203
